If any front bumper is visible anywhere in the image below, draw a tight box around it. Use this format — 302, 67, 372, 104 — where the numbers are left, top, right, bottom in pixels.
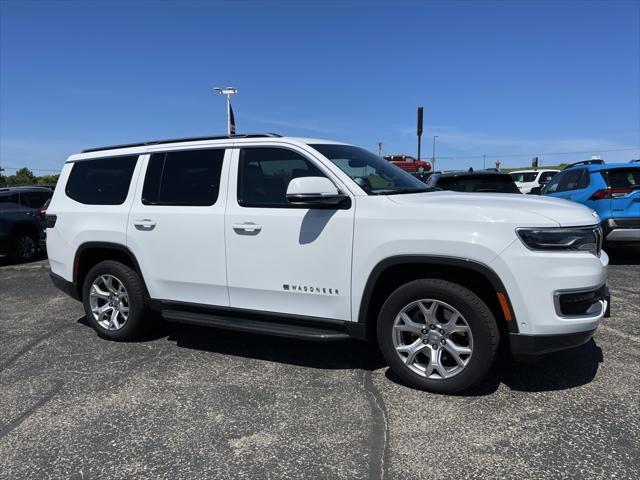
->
602, 218, 640, 244
509, 328, 596, 356
490, 237, 608, 336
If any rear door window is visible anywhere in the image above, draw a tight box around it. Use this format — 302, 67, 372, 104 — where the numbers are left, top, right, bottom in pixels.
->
142, 149, 224, 206
66, 155, 139, 205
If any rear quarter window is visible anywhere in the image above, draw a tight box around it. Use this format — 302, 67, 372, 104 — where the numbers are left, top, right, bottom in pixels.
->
601, 168, 640, 188
65, 155, 138, 205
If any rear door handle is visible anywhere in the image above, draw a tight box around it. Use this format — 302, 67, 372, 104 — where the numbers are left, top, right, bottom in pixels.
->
233, 222, 262, 233
134, 219, 157, 231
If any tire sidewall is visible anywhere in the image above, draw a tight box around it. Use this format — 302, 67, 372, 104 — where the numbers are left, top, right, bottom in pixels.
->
82, 261, 147, 341
377, 279, 498, 393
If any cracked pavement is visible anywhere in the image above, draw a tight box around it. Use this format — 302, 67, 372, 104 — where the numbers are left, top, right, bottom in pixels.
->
1, 250, 639, 479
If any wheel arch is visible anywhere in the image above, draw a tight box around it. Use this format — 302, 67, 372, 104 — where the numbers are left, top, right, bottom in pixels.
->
358, 255, 519, 340
73, 241, 148, 299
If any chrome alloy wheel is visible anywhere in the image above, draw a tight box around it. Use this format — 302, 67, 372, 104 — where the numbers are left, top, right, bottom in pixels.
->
89, 274, 129, 330
392, 299, 473, 380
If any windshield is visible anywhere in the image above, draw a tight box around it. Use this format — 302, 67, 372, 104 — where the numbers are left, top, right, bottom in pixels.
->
510, 172, 537, 183
310, 144, 431, 195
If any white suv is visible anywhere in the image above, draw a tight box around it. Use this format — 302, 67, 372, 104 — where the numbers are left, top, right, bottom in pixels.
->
46, 134, 609, 393
510, 169, 560, 194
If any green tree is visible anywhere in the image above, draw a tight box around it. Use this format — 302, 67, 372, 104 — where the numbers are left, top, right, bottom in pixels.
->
35, 174, 60, 187
6, 167, 36, 186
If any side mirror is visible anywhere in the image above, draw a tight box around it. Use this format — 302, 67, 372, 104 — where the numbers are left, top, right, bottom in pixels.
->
286, 177, 351, 209
529, 186, 542, 195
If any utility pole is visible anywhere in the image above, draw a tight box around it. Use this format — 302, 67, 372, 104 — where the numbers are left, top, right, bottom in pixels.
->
483, 155, 486, 169
377, 142, 383, 158
417, 107, 424, 161
213, 86, 238, 135
431, 135, 438, 171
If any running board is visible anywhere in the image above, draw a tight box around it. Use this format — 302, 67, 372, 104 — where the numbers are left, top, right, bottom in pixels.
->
161, 310, 350, 341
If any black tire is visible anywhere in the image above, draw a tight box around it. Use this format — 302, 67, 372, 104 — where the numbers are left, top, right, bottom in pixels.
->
377, 279, 499, 394
82, 260, 151, 341
10, 230, 38, 263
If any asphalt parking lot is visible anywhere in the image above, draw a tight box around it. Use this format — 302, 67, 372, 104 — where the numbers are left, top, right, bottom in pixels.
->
1, 251, 639, 480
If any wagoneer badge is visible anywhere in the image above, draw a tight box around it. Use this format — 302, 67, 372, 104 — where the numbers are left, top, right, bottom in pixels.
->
283, 284, 340, 295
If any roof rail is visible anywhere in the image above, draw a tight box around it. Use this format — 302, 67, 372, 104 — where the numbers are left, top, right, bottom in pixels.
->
81, 133, 282, 153
565, 159, 605, 168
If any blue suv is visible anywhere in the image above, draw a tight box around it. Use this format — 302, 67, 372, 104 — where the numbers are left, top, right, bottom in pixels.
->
540, 159, 640, 246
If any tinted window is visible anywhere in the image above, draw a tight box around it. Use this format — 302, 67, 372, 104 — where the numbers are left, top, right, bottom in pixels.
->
436, 175, 520, 193
143, 149, 224, 206
238, 148, 326, 207
66, 156, 138, 205
556, 168, 589, 192
543, 172, 563, 193
21, 191, 52, 208
601, 168, 640, 188
0, 194, 19, 205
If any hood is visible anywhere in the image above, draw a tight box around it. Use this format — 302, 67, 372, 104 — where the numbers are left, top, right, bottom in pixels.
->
387, 191, 599, 227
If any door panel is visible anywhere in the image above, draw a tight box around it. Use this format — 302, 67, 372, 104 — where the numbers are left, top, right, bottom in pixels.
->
127, 150, 230, 306
225, 147, 355, 321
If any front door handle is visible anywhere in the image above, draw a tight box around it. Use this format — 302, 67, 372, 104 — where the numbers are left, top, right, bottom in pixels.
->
233, 222, 262, 233
134, 219, 157, 231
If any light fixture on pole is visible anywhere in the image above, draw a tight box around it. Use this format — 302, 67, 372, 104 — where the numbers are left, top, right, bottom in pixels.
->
214, 86, 238, 136
431, 135, 439, 171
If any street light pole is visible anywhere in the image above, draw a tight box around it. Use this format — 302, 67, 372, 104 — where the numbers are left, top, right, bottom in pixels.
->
431, 135, 439, 171
213, 86, 238, 135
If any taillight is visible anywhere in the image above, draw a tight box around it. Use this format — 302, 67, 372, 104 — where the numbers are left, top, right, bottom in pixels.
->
589, 188, 632, 200
36, 207, 46, 221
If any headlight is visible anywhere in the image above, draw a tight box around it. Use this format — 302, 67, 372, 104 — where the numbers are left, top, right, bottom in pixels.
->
517, 226, 602, 256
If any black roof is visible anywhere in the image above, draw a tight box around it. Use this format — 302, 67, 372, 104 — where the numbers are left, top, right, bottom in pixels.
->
81, 133, 282, 153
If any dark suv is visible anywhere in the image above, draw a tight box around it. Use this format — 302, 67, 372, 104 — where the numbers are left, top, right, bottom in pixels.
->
425, 170, 521, 193
0, 186, 53, 262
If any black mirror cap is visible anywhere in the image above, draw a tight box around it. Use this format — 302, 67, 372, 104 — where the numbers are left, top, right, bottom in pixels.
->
286, 193, 351, 209
528, 187, 542, 195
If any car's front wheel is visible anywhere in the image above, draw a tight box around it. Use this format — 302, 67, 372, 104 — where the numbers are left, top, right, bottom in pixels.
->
377, 279, 499, 393
82, 260, 151, 340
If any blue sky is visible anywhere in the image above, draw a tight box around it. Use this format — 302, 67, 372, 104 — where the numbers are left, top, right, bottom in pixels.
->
1, 0, 639, 173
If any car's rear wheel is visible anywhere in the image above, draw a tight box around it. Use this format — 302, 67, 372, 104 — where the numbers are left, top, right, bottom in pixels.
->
10, 231, 37, 263
82, 260, 151, 340
377, 279, 499, 393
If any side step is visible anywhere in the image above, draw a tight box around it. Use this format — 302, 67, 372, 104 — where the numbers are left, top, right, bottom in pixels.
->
161, 310, 350, 341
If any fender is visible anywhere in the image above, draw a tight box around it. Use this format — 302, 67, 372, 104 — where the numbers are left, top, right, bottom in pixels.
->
357, 255, 518, 333
73, 241, 148, 297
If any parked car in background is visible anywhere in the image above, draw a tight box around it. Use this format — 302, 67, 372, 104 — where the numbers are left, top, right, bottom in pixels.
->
0, 186, 53, 261
538, 159, 640, 246
383, 154, 432, 174
425, 169, 521, 193
510, 169, 560, 193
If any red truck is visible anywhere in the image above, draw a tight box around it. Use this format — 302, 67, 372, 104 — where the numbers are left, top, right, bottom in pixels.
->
383, 154, 432, 173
